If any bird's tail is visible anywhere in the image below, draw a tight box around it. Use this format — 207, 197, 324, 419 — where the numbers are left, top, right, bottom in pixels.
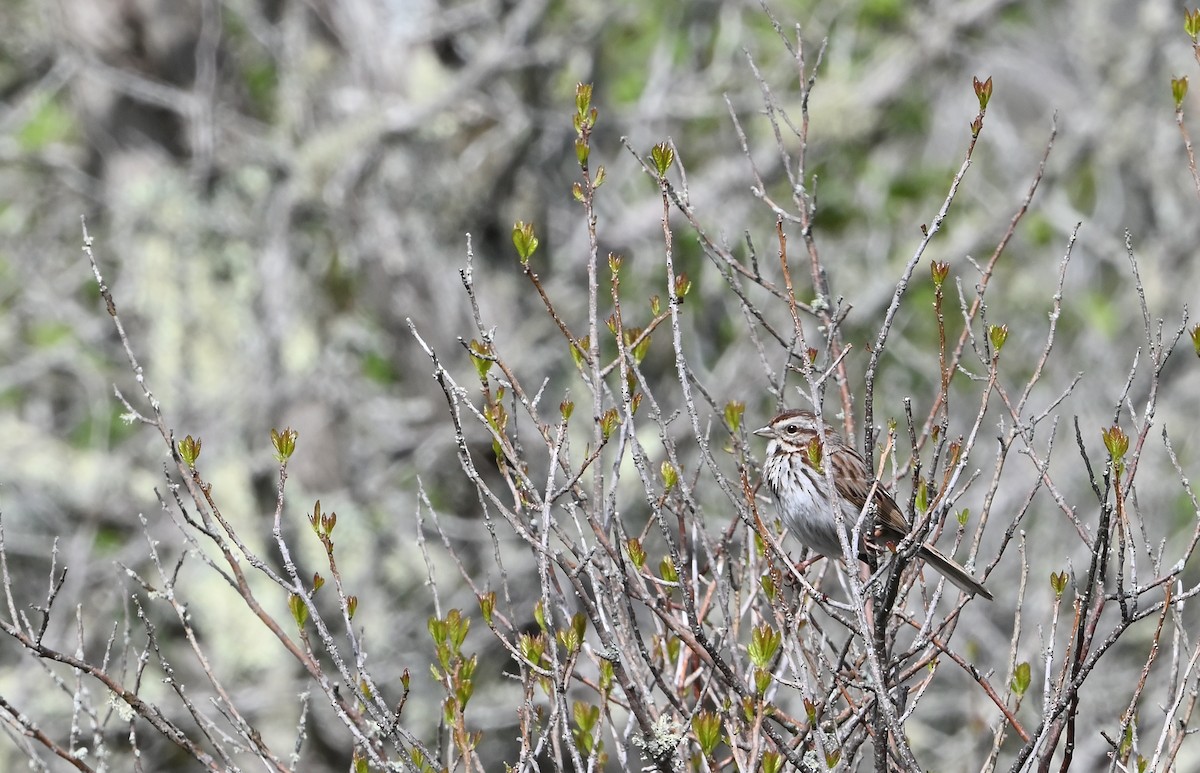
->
917, 545, 993, 600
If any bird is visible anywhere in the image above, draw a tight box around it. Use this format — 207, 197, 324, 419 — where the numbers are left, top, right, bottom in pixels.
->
755, 409, 992, 600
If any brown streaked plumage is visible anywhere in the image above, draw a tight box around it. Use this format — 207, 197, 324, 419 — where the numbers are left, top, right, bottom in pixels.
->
755, 409, 992, 600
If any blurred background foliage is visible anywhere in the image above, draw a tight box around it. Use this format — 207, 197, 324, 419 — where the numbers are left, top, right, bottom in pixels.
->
1, 0, 1198, 768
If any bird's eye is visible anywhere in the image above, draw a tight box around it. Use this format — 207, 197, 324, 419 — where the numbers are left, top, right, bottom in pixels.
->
785, 423, 798, 434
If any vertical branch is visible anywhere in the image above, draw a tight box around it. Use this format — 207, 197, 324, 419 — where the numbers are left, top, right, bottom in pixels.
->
744, 28, 853, 430
863, 89, 989, 463
572, 85, 606, 534
917, 121, 1057, 452
1171, 70, 1200, 200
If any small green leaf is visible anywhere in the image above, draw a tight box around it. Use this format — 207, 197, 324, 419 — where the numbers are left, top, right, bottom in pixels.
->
724, 400, 745, 432
1050, 570, 1068, 597
692, 710, 720, 757
930, 260, 950, 288
988, 323, 1009, 353
599, 408, 620, 441
1189, 323, 1200, 356
573, 701, 600, 733
557, 627, 581, 653
914, 477, 929, 514
1011, 661, 1031, 695
1187, 9, 1200, 41
599, 660, 614, 691
747, 623, 781, 668
957, 508, 970, 526
519, 632, 546, 664
288, 593, 308, 629
448, 609, 470, 651
973, 75, 993, 110
674, 273, 692, 299
627, 538, 646, 568
312, 572, 325, 592
308, 500, 326, 537
1173, 76, 1189, 110
622, 327, 651, 363
573, 96, 598, 134
754, 667, 771, 694
479, 592, 496, 625
659, 557, 678, 583
650, 142, 675, 176
428, 615, 446, 644
741, 696, 756, 722
661, 461, 678, 491
178, 435, 202, 468
1102, 425, 1129, 474
570, 335, 590, 367
347, 595, 358, 619
512, 221, 539, 265
760, 573, 776, 600
560, 399, 575, 421
761, 751, 782, 773
270, 427, 297, 462
575, 83, 593, 117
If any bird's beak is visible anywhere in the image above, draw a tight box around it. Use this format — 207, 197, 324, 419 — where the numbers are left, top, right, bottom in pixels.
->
753, 425, 773, 438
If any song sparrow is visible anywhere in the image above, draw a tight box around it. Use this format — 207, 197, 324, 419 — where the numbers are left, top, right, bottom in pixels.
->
755, 409, 992, 600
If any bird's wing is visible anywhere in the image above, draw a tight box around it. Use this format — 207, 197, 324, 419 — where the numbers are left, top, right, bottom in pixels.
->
832, 450, 910, 536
